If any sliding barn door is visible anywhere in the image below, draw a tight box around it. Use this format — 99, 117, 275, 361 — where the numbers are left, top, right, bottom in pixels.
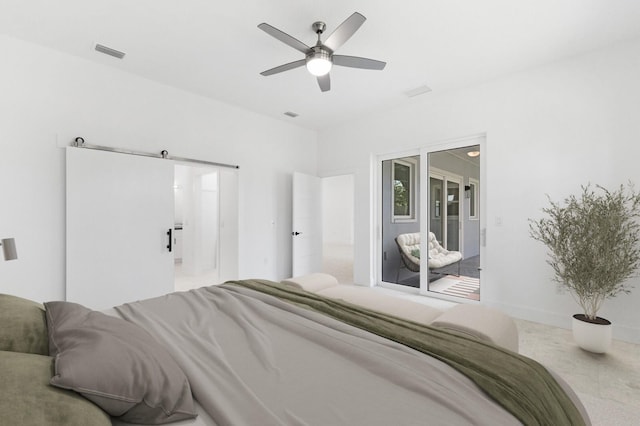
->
66, 147, 175, 310
292, 172, 322, 277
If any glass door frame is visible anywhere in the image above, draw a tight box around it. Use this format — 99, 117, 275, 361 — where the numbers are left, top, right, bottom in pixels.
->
428, 168, 464, 255
375, 135, 486, 303
375, 149, 422, 294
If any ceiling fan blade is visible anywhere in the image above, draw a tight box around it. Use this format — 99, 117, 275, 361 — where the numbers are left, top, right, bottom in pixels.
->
317, 74, 330, 92
258, 23, 311, 54
323, 12, 366, 52
260, 59, 306, 76
333, 55, 386, 70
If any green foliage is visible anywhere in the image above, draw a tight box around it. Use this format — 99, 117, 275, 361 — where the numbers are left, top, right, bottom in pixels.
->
394, 180, 410, 216
529, 184, 640, 320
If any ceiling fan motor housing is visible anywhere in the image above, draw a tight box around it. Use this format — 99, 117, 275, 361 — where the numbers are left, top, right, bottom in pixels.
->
306, 46, 332, 76
307, 46, 332, 61
312, 21, 326, 35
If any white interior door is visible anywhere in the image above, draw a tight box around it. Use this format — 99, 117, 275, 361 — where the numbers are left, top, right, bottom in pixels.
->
66, 147, 175, 310
292, 172, 322, 277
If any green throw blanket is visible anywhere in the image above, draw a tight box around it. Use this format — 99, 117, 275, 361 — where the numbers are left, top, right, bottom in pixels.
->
226, 279, 585, 426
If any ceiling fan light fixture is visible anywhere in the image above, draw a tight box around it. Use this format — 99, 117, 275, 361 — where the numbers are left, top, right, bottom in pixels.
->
306, 49, 332, 76
259, 12, 384, 91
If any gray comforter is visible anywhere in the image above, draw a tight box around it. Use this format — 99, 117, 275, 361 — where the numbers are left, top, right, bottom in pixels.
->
115, 284, 584, 425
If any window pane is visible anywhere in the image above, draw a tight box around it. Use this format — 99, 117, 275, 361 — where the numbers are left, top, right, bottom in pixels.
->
446, 181, 459, 250
470, 183, 476, 217
393, 163, 411, 216
446, 183, 459, 216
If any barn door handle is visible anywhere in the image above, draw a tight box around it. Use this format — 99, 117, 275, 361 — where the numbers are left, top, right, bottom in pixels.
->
167, 229, 173, 252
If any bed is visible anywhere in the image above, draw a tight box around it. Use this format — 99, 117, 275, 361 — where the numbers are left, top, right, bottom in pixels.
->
1, 280, 590, 426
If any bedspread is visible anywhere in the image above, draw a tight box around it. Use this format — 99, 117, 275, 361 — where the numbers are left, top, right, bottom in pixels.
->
115, 280, 587, 426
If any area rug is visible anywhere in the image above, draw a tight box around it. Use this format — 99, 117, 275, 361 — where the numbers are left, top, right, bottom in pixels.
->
429, 276, 480, 301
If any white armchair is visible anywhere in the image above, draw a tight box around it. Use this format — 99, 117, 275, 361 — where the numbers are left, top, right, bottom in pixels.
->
426, 232, 462, 269
395, 232, 462, 281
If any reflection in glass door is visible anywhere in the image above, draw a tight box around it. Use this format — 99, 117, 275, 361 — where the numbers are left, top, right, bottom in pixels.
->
427, 145, 481, 300
430, 177, 443, 244
446, 180, 460, 251
429, 174, 461, 252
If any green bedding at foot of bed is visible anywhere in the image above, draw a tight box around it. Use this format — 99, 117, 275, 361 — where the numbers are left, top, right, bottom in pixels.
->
225, 279, 586, 426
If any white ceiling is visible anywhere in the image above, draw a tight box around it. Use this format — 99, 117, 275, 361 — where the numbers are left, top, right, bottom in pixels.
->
2, 0, 640, 131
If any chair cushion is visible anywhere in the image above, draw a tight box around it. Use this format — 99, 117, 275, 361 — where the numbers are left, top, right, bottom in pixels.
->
397, 232, 463, 270
427, 232, 462, 268
0, 293, 48, 355
0, 350, 111, 426
428, 251, 463, 269
396, 232, 421, 263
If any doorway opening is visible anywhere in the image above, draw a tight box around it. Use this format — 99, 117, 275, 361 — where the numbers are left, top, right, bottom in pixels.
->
173, 164, 220, 291
321, 174, 354, 284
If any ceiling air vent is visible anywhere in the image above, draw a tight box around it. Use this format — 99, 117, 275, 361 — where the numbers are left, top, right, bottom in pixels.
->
94, 43, 126, 59
404, 84, 432, 98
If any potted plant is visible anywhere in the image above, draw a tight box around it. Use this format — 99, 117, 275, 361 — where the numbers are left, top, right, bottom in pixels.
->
529, 183, 640, 353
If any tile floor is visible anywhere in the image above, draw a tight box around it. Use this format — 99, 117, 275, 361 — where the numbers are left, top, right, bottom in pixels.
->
376, 290, 640, 425
174, 262, 220, 292
322, 243, 640, 425
516, 319, 640, 425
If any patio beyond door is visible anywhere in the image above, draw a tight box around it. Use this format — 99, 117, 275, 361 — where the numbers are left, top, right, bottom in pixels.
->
379, 141, 482, 301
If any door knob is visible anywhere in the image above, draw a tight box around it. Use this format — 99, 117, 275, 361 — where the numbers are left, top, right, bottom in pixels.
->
292, 231, 301, 236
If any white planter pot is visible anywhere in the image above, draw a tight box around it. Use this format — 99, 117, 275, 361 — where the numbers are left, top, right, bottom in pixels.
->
572, 314, 612, 354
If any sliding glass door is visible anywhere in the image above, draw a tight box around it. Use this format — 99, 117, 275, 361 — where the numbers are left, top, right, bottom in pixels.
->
379, 140, 482, 301
381, 155, 420, 287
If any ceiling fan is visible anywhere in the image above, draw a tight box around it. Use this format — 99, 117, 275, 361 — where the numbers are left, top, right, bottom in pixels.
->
258, 12, 386, 92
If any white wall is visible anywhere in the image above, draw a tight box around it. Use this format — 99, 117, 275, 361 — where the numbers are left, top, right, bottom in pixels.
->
322, 175, 354, 245
0, 35, 317, 302
317, 37, 640, 343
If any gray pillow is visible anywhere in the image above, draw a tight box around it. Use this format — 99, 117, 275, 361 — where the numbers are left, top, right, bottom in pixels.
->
45, 301, 197, 424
